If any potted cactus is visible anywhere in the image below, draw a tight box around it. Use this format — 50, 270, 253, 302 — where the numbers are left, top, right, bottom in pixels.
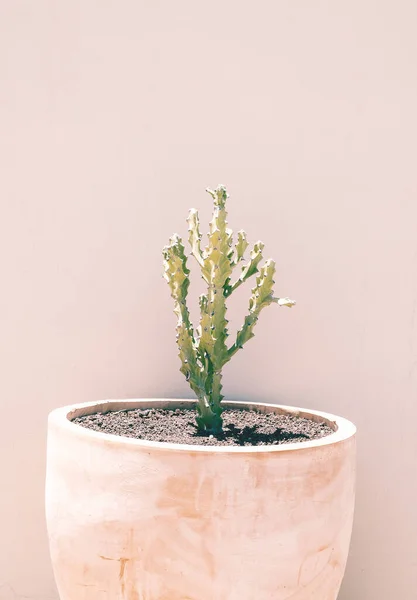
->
45, 185, 356, 600
162, 185, 295, 436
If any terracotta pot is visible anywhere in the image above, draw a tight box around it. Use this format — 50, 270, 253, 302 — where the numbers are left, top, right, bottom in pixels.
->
45, 399, 356, 600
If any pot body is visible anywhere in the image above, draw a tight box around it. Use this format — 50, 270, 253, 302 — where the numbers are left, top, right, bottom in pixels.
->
45, 399, 356, 600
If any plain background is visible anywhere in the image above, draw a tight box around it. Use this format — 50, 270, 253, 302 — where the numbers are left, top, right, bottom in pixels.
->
1, 1, 416, 598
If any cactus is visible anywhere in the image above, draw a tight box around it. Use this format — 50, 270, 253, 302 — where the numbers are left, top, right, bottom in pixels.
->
163, 185, 295, 434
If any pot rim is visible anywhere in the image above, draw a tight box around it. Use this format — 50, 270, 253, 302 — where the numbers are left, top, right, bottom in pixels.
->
48, 399, 356, 454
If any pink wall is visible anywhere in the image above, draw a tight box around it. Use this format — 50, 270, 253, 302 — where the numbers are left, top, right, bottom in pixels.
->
1, 1, 416, 599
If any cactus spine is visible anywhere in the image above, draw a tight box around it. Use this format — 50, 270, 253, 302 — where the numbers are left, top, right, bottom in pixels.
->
163, 185, 295, 433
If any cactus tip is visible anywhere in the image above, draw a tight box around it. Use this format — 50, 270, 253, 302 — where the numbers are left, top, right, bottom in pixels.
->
276, 297, 296, 307
206, 184, 228, 204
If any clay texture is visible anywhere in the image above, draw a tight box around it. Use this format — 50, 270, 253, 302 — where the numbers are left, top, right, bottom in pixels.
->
45, 399, 356, 600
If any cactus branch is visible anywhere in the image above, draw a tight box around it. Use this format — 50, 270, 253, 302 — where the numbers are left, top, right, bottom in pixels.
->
187, 208, 205, 269
225, 240, 265, 297
162, 235, 212, 419
228, 260, 296, 360
202, 185, 233, 370
162, 235, 197, 368
197, 293, 214, 358
233, 230, 249, 265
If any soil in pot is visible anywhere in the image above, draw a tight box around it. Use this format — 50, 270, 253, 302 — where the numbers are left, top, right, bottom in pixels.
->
73, 407, 334, 447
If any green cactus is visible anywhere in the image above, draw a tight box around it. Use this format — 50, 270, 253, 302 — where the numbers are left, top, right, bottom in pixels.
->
163, 185, 295, 434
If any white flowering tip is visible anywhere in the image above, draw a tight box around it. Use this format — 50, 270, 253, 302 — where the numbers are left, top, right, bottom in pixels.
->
206, 185, 228, 206
276, 297, 296, 307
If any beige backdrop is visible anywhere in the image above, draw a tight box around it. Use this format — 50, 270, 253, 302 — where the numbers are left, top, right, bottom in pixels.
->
1, 1, 416, 599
